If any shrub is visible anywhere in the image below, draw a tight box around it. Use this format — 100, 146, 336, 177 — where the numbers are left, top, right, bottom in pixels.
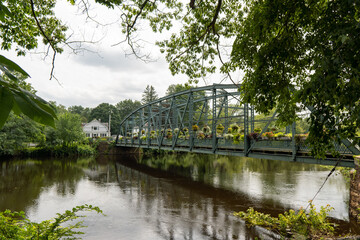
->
0, 205, 103, 239
234, 203, 335, 239
77, 144, 96, 155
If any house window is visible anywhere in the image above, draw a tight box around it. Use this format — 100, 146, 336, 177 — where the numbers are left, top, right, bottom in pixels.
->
86, 133, 90, 137
92, 126, 98, 130
93, 134, 98, 137
100, 133, 107, 137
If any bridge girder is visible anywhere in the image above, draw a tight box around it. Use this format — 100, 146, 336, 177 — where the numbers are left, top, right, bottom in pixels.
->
116, 84, 358, 167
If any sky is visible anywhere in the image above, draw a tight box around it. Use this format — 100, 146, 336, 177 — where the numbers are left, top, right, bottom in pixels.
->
6, 0, 193, 108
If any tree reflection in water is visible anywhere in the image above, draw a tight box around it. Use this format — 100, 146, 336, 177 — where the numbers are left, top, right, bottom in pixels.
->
0, 153, 356, 239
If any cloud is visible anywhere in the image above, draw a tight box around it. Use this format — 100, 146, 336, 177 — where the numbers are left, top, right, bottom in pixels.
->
73, 48, 165, 74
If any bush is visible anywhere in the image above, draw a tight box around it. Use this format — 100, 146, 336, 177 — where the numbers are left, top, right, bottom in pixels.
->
0, 205, 102, 239
234, 202, 335, 239
22, 144, 96, 157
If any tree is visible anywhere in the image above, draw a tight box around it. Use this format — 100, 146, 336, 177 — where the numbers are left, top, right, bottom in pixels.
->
230, 0, 360, 156
141, 85, 158, 104
68, 105, 91, 123
89, 103, 121, 135
165, 84, 190, 96
0, 113, 45, 156
116, 99, 142, 122
45, 112, 85, 147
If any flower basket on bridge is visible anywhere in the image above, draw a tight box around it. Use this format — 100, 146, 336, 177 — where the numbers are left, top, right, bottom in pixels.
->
262, 132, 274, 140
192, 124, 199, 132
248, 132, 261, 141
216, 124, 225, 134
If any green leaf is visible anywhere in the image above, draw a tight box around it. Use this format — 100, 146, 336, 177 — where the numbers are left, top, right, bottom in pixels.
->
0, 86, 14, 128
0, 55, 30, 77
0, 2, 12, 18
0, 65, 19, 82
12, 89, 55, 128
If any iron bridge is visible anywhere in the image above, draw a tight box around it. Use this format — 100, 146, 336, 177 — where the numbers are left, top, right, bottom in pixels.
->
116, 84, 360, 167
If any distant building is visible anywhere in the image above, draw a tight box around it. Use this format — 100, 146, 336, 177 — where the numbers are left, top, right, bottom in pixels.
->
82, 119, 110, 138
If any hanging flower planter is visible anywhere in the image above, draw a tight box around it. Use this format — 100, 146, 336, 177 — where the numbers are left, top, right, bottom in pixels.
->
230, 124, 239, 134
216, 124, 224, 134
192, 124, 199, 132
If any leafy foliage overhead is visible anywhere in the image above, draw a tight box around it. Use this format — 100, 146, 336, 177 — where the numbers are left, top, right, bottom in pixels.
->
0, 55, 57, 129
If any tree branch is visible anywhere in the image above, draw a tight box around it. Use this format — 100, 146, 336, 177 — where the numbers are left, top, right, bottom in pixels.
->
190, 0, 196, 9
171, 0, 222, 62
112, 0, 151, 47
29, 0, 57, 81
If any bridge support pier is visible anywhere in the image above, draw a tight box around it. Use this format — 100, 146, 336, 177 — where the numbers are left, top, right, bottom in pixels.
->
350, 156, 360, 219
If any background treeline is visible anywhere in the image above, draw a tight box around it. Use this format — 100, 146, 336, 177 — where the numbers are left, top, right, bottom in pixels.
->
0, 84, 161, 157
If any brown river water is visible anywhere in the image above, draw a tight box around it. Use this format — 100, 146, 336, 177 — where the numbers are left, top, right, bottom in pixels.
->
0, 153, 359, 239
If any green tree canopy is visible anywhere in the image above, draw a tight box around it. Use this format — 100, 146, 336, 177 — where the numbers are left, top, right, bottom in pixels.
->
116, 99, 142, 122
68, 105, 91, 123
89, 103, 121, 135
0, 112, 45, 156
44, 111, 85, 147
165, 84, 191, 96
141, 85, 158, 105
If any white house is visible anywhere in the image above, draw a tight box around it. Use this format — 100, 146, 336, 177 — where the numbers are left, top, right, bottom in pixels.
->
82, 119, 110, 138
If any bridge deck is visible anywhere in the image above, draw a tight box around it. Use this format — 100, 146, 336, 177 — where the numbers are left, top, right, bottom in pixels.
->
116, 140, 355, 168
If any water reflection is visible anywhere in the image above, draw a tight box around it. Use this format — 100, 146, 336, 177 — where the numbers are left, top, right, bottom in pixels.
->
0, 154, 356, 239
139, 153, 349, 220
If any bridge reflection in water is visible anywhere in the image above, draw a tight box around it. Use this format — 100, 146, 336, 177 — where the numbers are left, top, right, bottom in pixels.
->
80, 153, 355, 239
111, 155, 282, 240
3, 154, 354, 239
116, 84, 359, 167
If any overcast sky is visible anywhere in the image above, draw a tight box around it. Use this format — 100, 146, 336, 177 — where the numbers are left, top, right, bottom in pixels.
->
6, 0, 237, 108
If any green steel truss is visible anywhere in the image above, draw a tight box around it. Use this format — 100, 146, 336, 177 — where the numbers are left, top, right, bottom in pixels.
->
116, 84, 359, 167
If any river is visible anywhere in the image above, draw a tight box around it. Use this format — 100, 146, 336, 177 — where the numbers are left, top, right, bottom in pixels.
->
0, 153, 358, 239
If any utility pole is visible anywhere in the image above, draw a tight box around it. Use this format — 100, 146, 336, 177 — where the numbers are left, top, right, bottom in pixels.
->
108, 111, 111, 137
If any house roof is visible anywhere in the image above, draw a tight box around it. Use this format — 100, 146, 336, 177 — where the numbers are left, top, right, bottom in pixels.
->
82, 119, 109, 128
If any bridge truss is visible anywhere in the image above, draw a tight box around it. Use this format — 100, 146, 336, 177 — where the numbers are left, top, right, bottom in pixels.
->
116, 84, 359, 167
